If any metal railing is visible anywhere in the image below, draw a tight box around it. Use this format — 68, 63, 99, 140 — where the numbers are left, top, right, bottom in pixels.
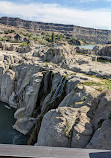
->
0, 144, 111, 158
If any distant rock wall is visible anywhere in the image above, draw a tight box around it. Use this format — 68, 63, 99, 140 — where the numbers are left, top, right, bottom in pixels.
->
0, 17, 111, 44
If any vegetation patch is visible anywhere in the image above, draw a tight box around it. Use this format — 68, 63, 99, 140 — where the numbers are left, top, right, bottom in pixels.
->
81, 96, 87, 101
75, 52, 86, 55
81, 81, 102, 87
64, 121, 72, 138
63, 74, 70, 80
97, 59, 110, 63
75, 96, 87, 106
81, 78, 111, 91
22, 42, 28, 47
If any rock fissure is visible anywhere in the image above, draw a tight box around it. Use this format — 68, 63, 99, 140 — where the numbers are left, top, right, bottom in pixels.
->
0, 42, 111, 149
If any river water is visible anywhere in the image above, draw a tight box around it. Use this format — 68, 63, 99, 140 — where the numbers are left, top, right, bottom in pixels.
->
0, 101, 29, 145
74, 45, 96, 49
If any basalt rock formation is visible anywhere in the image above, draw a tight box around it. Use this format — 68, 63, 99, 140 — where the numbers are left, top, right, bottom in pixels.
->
0, 16, 111, 44
93, 44, 111, 62
97, 44, 111, 56
0, 42, 111, 149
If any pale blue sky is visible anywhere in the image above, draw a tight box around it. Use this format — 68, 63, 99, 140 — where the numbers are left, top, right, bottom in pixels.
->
3, 0, 111, 10
0, 0, 111, 29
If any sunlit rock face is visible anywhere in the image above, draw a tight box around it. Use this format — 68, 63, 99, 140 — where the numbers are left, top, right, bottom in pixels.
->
36, 106, 93, 148
0, 43, 111, 149
0, 61, 43, 134
36, 89, 111, 149
98, 45, 111, 56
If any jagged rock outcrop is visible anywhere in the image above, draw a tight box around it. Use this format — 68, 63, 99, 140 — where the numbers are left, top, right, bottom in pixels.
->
0, 42, 15, 51
90, 90, 111, 130
93, 45, 111, 62
86, 120, 111, 150
97, 44, 111, 56
0, 56, 44, 134
75, 47, 93, 55
92, 45, 102, 54
0, 69, 15, 103
43, 43, 75, 65
0, 41, 32, 53
36, 106, 93, 148
16, 45, 32, 53
1, 42, 111, 149
36, 85, 97, 148
36, 88, 111, 149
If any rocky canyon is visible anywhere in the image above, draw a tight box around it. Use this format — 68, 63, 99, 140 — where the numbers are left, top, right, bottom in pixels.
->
0, 39, 111, 149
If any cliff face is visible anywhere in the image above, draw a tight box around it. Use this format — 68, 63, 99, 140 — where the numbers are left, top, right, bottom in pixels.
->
73, 26, 111, 44
1, 42, 111, 149
0, 16, 111, 44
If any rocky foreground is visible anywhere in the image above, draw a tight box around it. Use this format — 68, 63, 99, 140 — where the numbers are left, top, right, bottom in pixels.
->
0, 42, 111, 149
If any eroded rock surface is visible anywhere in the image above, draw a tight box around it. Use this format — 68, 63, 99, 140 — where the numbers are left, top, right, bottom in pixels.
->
87, 120, 111, 149
98, 45, 111, 56
0, 42, 111, 150
36, 106, 93, 148
36, 87, 111, 149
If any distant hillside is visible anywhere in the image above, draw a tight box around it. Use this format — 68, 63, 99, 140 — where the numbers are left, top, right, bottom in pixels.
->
0, 16, 111, 44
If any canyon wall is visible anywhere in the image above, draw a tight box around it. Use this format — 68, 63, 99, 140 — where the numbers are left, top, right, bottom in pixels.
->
0, 43, 111, 149
0, 16, 111, 44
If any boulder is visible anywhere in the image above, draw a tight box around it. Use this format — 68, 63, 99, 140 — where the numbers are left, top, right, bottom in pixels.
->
36, 106, 93, 148
98, 45, 111, 56
16, 45, 32, 53
44, 43, 75, 64
13, 117, 35, 135
87, 120, 111, 150
75, 47, 92, 55
0, 69, 15, 103
89, 90, 111, 130
92, 46, 101, 54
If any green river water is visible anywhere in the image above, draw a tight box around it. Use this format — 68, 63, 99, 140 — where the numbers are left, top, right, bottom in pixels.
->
74, 45, 96, 49
0, 101, 29, 145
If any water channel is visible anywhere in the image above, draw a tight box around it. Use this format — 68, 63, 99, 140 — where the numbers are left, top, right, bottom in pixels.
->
0, 101, 29, 145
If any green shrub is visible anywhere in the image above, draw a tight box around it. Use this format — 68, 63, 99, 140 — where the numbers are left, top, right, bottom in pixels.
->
10, 30, 15, 33
81, 78, 111, 91
0, 37, 7, 41
22, 42, 28, 47
38, 38, 48, 45
51, 32, 55, 43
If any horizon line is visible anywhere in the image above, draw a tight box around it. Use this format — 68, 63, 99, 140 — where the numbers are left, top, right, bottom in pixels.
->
0, 16, 111, 32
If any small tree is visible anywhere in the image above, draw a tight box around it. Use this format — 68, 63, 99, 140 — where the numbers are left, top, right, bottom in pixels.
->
51, 32, 55, 43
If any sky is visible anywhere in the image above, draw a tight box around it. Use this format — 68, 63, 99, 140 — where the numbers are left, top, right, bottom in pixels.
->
0, 0, 111, 30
